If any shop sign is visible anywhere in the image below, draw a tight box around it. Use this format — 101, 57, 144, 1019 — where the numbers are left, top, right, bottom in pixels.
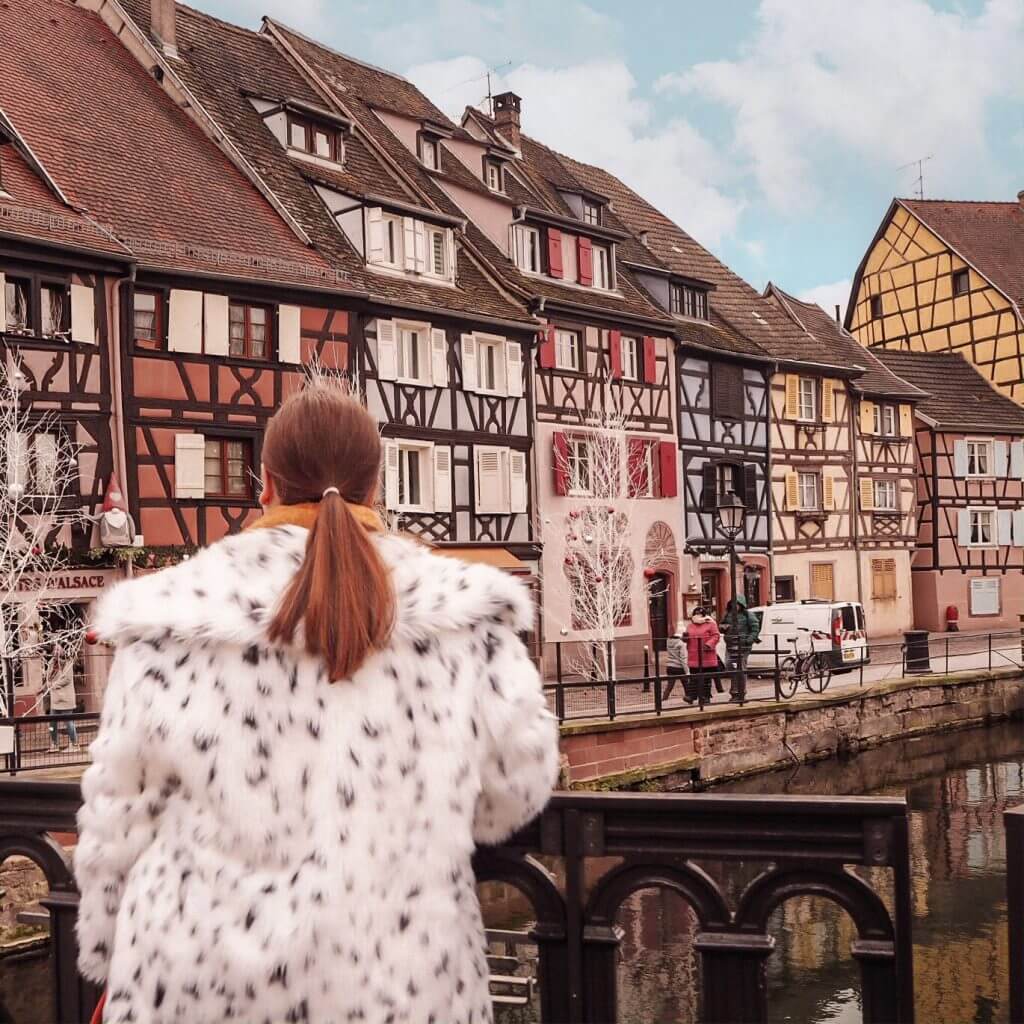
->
15, 569, 118, 596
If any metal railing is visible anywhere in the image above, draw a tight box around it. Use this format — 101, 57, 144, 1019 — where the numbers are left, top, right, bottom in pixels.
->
0, 780, 915, 1023
543, 628, 1024, 723
1, 712, 99, 773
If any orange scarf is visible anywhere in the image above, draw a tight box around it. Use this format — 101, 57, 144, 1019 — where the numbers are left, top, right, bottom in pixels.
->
246, 501, 384, 534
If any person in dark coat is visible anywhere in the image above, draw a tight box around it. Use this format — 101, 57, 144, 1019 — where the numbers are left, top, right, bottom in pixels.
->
661, 621, 689, 703
722, 595, 760, 702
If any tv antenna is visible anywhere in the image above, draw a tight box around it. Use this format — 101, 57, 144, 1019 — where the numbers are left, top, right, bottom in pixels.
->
897, 155, 933, 200
441, 60, 512, 116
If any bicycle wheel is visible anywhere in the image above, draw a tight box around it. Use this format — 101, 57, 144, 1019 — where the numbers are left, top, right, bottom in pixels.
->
776, 656, 800, 699
804, 653, 833, 693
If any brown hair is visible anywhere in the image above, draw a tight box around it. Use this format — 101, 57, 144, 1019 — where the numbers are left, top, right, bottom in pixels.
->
263, 386, 395, 680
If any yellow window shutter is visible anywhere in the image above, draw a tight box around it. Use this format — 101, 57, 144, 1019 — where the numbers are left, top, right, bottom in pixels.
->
859, 476, 874, 511
860, 400, 875, 435
899, 403, 913, 437
810, 563, 834, 601
784, 375, 799, 419
822, 380, 835, 423
822, 474, 836, 511
785, 471, 799, 510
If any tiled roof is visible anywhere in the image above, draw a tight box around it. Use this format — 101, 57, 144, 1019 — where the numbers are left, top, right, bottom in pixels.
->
902, 198, 1024, 306
767, 286, 926, 400
0, 0, 339, 289
871, 349, 1024, 433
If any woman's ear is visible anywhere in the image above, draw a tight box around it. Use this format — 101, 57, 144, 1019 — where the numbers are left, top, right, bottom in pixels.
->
259, 467, 276, 508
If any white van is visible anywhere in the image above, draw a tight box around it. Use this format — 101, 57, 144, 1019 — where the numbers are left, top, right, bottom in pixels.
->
746, 600, 869, 671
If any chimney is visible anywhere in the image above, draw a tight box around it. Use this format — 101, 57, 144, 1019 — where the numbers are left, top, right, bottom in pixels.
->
1018, 189, 1024, 210
492, 92, 522, 149
151, 0, 178, 58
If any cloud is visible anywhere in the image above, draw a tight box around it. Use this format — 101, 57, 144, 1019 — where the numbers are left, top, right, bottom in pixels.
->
407, 57, 744, 246
658, 0, 1024, 211
208, 0, 328, 33
797, 279, 852, 323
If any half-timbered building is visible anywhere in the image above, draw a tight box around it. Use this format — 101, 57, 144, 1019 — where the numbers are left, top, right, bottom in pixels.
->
847, 196, 1024, 404
874, 349, 1024, 632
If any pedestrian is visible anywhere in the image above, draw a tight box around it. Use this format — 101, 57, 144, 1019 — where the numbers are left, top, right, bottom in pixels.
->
46, 647, 79, 752
661, 620, 689, 703
683, 606, 721, 704
722, 595, 761, 703
75, 384, 560, 1024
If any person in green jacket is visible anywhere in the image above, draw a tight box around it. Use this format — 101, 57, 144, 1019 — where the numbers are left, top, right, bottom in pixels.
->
722, 595, 760, 702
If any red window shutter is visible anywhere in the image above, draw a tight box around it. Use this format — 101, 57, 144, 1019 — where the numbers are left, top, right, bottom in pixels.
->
547, 229, 563, 279
538, 325, 556, 369
577, 236, 593, 286
627, 437, 644, 497
553, 432, 569, 496
658, 440, 677, 498
643, 336, 657, 384
609, 329, 622, 379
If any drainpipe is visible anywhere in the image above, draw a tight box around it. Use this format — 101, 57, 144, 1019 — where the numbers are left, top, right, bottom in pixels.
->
111, 265, 137, 577
765, 366, 776, 597
851, 390, 864, 608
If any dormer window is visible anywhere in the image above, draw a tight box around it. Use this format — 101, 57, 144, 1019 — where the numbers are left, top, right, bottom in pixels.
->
592, 244, 611, 290
418, 133, 439, 170
512, 224, 541, 273
582, 201, 600, 226
671, 283, 709, 320
366, 207, 456, 282
484, 159, 504, 193
287, 113, 342, 163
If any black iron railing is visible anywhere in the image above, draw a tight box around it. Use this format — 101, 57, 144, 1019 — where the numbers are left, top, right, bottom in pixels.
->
0, 780, 915, 1023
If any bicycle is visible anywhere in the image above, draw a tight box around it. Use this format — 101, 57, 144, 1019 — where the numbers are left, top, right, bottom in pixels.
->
777, 627, 833, 698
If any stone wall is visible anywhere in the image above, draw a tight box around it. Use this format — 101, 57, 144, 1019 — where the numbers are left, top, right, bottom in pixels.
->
560, 668, 1024, 790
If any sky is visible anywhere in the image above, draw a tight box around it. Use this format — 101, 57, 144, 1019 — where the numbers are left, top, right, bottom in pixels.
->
204, 0, 1024, 319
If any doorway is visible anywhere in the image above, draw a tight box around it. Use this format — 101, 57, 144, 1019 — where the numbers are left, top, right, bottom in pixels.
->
743, 565, 763, 608
647, 572, 671, 650
700, 569, 722, 618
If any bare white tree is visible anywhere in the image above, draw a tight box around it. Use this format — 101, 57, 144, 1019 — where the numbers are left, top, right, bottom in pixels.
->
0, 355, 89, 716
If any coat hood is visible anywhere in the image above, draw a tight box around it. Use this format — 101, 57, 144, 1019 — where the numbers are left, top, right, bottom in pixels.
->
92, 527, 533, 648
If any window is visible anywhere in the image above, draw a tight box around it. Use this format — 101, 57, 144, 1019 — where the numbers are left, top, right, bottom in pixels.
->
4, 276, 31, 333
871, 558, 897, 602
621, 336, 639, 381
798, 472, 820, 510
970, 577, 1000, 616
476, 336, 506, 394
380, 214, 402, 268
627, 440, 655, 498
873, 403, 896, 436
717, 462, 742, 501
567, 438, 591, 496
555, 329, 581, 372
775, 576, 796, 602
670, 283, 683, 315
809, 562, 835, 601
512, 224, 541, 273
397, 445, 424, 509
582, 201, 600, 226
419, 135, 439, 170
592, 245, 611, 290
397, 325, 427, 383
40, 284, 67, 337
953, 268, 970, 297
484, 160, 503, 192
671, 283, 709, 320
132, 289, 163, 348
203, 438, 252, 499
287, 114, 341, 162
712, 363, 744, 420
967, 439, 992, 477
425, 226, 448, 278
968, 509, 995, 546
873, 479, 898, 511
870, 295, 882, 320
798, 377, 817, 421
228, 302, 269, 360
9, 432, 60, 496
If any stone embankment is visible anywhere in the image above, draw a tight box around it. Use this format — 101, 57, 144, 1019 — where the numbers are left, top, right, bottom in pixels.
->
560, 667, 1024, 790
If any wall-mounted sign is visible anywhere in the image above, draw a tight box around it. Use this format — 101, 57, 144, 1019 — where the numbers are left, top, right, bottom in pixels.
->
14, 569, 119, 598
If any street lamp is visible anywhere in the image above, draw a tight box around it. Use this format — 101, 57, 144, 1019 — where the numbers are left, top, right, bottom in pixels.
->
715, 491, 747, 703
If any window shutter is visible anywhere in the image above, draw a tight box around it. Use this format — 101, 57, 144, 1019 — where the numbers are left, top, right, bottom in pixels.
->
432, 446, 452, 512
278, 304, 302, 364
577, 236, 593, 287
700, 461, 717, 512
821, 379, 835, 423
998, 509, 1013, 546
430, 328, 448, 387
70, 284, 96, 344
33, 433, 58, 494
174, 434, 206, 499
1012, 442, 1024, 479
643, 336, 657, 384
7, 431, 28, 491
413, 221, 427, 273
1013, 509, 1024, 547
203, 293, 229, 357
657, 440, 677, 498
367, 207, 384, 263
810, 563, 834, 601
509, 450, 527, 513
785, 471, 799, 510
505, 341, 524, 398
784, 375, 799, 419
377, 320, 398, 381
957, 509, 972, 547
822, 474, 835, 511
742, 463, 758, 509
445, 229, 457, 280
899, 404, 913, 437
953, 440, 969, 477
859, 476, 874, 511
608, 330, 622, 379
552, 433, 569, 496
0, 273, 6, 329
538, 326, 556, 369
626, 437, 644, 497
860, 400, 875, 435
460, 333, 478, 393
402, 217, 418, 271
383, 441, 399, 510
994, 441, 1009, 478
547, 228, 563, 279
475, 446, 505, 514
168, 289, 203, 353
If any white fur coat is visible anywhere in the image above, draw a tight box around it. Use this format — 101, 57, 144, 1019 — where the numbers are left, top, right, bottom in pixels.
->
76, 527, 559, 1024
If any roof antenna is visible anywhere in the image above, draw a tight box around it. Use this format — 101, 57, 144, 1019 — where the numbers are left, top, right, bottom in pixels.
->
897, 155, 933, 200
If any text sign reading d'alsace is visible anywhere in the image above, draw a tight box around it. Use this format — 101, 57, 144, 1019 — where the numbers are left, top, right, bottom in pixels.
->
15, 571, 115, 595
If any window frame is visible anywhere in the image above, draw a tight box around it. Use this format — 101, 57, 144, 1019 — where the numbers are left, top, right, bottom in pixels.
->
967, 507, 996, 547
582, 201, 600, 226
869, 294, 882, 320
620, 335, 640, 381
395, 443, 429, 512
3, 274, 33, 335
966, 439, 993, 478
873, 403, 897, 437
484, 159, 504, 193
228, 301, 272, 361
566, 437, 592, 497
513, 224, 542, 274
554, 328, 582, 372
716, 461, 743, 503
132, 288, 164, 349
395, 322, 430, 385
475, 336, 507, 395
592, 244, 611, 290
39, 280, 70, 339
286, 113, 342, 163
425, 225, 448, 279
418, 133, 439, 170
203, 436, 254, 500
873, 478, 898, 511
952, 268, 970, 297
797, 377, 818, 422
797, 471, 820, 511
377, 213, 403, 269
669, 283, 683, 316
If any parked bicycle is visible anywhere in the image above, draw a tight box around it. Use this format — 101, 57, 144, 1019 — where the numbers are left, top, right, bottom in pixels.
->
777, 627, 833, 698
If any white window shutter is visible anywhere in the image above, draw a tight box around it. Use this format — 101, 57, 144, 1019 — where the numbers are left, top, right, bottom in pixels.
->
413, 221, 427, 273
1012, 442, 1024, 480
433, 446, 452, 512
1013, 509, 1024, 547
168, 289, 204, 353
505, 340, 523, 398
0, 273, 7, 329
958, 509, 972, 547
475, 446, 504, 513
461, 333, 478, 393
70, 284, 96, 344
7, 431, 28, 490
998, 509, 1013, 546
203, 293, 229, 356
994, 441, 1009, 478
953, 439, 968, 477
383, 441, 399, 509
509, 450, 527, 513
402, 217, 418, 271
174, 434, 206, 499
377, 320, 398, 381
33, 434, 58, 494
367, 207, 384, 263
430, 328, 448, 387
278, 304, 302, 364
446, 229, 456, 280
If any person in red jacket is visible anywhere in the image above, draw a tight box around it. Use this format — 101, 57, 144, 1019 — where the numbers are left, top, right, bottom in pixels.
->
683, 607, 721, 703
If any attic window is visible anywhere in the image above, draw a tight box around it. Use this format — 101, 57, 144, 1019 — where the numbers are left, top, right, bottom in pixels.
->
952, 268, 969, 297
418, 133, 439, 170
671, 283, 708, 320
870, 295, 882, 320
582, 201, 600, 226
484, 158, 504, 193
287, 113, 343, 163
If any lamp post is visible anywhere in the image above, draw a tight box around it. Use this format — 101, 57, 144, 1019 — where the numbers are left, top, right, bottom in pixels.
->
715, 491, 747, 704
